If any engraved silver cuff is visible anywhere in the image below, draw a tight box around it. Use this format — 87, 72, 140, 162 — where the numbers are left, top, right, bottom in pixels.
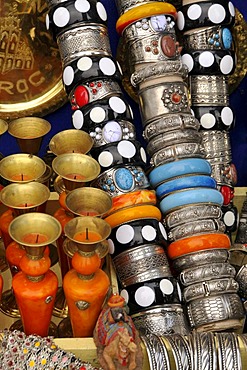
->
91, 165, 149, 197
57, 24, 112, 65
190, 332, 217, 370
143, 113, 200, 140
150, 142, 203, 167
168, 219, 226, 242
141, 334, 170, 370
165, 204, 222, 229
179, 262, 236, 286
235, 264, 247, 299
183, 277, 239, 303
187, 293, 245, 329
139, 82, 191, 125
172, 248, 229, 273
183, 26, 233, 51
131, 61, 187, 88
113, 244, 171, 287
131, 305, 189, 336
215, 332, 242, 370
190, 75, 229, 106
163, 334, 193, 370
200, 130, 232, 156
115, 0, 165, 15
147, 129, 202, 157
210, 162, 235, 187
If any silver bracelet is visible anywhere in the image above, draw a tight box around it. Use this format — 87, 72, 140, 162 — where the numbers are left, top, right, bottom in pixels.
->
168, 219, 225, 241
150, 142, 203, 167
165, 204, 222, 229
190, 75, 229, 106
145, 334, 170, 370
164, 334, 192, 370
235, 264, 247, 299
131, 60, 187, 87
183, 26, 233, 50
138, 81, 191, 125
183, 277, 239, 303
143, 113, 200, 140
210, 162, 235, 187
215, 332, 241, 370
179, 262, 236, 286
201, 130, 231, 152
191, 332, 217, 370
187, 293, 245, 329
115, 0, 165, 15
172, 248, 229, 273
57, 24, 112, 65
146, 129, 201, 157
131, 305, 189, 336
141, 335, 158, 370
113, 244, 171, 287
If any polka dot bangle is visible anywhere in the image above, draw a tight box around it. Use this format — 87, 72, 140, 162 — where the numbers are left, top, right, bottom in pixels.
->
149, 158, 212, 188
191, 105, 235, 131
177, 1, 235, 32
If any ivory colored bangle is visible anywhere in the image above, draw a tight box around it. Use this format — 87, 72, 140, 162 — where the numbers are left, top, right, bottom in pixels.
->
167, 233, 231, 259
105, 189, 157, 216
104, 204, 161, 228
116, 2, 177, 35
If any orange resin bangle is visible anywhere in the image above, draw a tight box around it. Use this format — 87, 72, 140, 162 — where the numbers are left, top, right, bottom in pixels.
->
106, 189, 157, 216
116, 2, 177, 35
104, 204, 161, 228
167, 233, 231, 260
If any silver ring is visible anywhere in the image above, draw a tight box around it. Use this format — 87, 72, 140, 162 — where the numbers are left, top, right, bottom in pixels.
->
113, 244, 171, 287
138, 81, 191, 125
143, 113, 200, 140
146, 129, 201, 157
91, 165, 149, 197
187, 293, 245, 329
165, 204, 222, 229
57, 24, 112, 65
190, 75, 229, 106
183, 26, 233, 50
131, 305, 189, 336
179, 262, 236, 286
172, 248, 229, 273
150, 142, 203, 167
183, 277, 239, 302
131, 61, 187, 87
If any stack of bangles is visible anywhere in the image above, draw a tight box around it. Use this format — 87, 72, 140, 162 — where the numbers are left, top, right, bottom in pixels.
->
116, 0, 245, 334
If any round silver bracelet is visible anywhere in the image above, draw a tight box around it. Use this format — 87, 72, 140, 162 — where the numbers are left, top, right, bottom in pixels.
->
164, 334, 192, 370
191, 332, 217, 370
131, 305, 189, 336
235, 264, 247, 299
115, 0, 165, 15
57, 24, 112, 65
186, 293, 245, 329
172, 248, 229, 273
183, 26, 233, 51
179, 262, 236, 287
215, 332, 241, 370
168, 218, 226, 242
144, 334, 170, 370
143, 113, 200, 140
165, 203, 222, 229
190, 75, 229, 106
183, 277, 239, 303
146, 129, 201, 157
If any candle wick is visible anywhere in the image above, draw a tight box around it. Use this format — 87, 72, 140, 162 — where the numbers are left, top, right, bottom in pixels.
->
72, 150, 75, 153
74, 175, 77, 180
85, 228, 89, 240
87, 212, 89, 216
21, 173, 24, 181
25, 203, 27, 207
35, 234, 39, 243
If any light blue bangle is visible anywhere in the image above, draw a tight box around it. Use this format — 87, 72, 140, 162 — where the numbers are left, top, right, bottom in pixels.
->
156, 175, 217, 199
149, 158, 212, 188
159, 188, 224, 215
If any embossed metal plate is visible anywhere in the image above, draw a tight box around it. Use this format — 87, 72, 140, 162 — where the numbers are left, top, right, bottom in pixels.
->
0, 0, 67, 120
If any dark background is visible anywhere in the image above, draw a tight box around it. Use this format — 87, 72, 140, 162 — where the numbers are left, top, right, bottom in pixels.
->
1, 0, 247, 186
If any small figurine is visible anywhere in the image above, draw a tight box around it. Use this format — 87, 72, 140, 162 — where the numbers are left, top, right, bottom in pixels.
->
93, 294, 143, 370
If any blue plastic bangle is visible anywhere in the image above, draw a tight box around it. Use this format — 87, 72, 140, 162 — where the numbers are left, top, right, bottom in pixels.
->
149, 158, 212, 188
159, 188, 224, 215
156, 175, 217, 199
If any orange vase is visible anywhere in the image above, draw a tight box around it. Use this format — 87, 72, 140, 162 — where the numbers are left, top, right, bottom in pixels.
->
0, 209, 14, 248
63, 250, 110, 337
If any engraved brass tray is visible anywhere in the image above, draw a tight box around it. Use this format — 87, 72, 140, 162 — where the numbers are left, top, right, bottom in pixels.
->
0, 0, 67, 120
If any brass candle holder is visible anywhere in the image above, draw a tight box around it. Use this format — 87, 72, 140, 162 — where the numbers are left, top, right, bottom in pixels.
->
0, 182, 51, 318
52, 153, 100, 192
8, 117, 51, 155
49, 129, 93, 156
0, 154, 46, 183
8, 212, 62, 337
0, 119, 8, 136
63, 216, 111, 337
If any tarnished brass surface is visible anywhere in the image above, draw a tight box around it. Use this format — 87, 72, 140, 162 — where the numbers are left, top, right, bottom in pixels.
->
0, 0, 67, 120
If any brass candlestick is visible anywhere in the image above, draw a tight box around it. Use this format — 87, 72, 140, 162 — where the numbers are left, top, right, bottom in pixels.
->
0, 182, 51, 318
0, 154, 46, 183
8, 117, 51, 155
49, 129, 93, 156
52, 153, 100, 192
8, 212, 62, 337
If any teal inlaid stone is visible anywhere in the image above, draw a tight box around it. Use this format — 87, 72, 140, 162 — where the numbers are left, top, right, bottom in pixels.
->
222, 28, 232, 49
115, 168, 134, 190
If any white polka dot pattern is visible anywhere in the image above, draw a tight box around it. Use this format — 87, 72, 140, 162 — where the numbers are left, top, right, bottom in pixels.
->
228, 2, 235, 17
134, 286, 155, 307
107, 239, 115, 254
74, 0, 90, 12
223, 211, 235, 226
187, 4, 202, 20
120, 289, 129, 304
77, 56, 93, 71
96, 2, 107, 21
53, 7, 70, 27
181, 54, 194, 72
177, 282, 182, 301
198, 51, 214, 67
116, 225, 135, 244
140, 147, 147, 163
63, 66, 74, 86
177, 11, 185, 30
208, 4, 226, 24
158, 222, 167, 240
159, 279, 174, 295
109, 97, 126, 114
117, 141, 136, 158
141, 225, 157, 241
46, 14, 50, 30
98, 151, 114, 167
90, 107, 106, 123
200, 113, 216, 129
99, 57, 116, 75
220, 55, 234, 74
221, 107, 233, 126
72, 110, 84, 129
